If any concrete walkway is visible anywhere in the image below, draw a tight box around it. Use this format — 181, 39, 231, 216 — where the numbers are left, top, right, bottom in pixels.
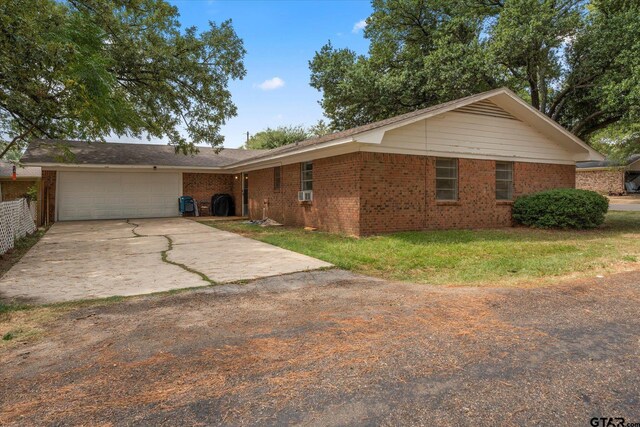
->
0, 218, 331, 304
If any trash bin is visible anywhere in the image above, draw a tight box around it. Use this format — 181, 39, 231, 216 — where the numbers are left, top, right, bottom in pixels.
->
178, 196, 195, 215
211, 194, 234, 216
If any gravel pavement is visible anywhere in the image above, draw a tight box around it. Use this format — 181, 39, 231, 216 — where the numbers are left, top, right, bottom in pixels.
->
1, 269, 639, 426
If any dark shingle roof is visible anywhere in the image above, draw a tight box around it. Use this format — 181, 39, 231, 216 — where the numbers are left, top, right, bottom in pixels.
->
577, 154, 640, 169
21, 140, 264, 168
0, 161, 40, 178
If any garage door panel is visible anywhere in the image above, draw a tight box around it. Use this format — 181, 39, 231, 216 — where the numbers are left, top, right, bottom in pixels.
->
58, 171, 181, 220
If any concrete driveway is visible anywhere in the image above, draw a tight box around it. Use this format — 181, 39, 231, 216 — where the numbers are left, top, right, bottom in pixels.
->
0, 218, 330, 304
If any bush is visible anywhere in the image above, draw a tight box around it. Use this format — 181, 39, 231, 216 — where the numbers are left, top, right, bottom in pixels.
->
513, 189, 609, 229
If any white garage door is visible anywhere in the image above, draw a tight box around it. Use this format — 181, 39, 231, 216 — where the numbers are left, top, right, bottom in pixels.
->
57, 171, 181, 220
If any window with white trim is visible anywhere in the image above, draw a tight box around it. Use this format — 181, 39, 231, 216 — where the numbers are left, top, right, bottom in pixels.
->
301, 161, 313, 191
495, 161, 514, 200
435, 158, 458, 200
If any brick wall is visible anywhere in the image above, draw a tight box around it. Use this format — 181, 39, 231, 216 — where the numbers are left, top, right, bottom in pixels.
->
359, 154, 575, 235
182, 172, 234, 215
514, 162, 575, 194
41, 170, 56, 225
247, 167, 284, 222
360, 153, 427, 234
224, 153, 577, 236
1, 180, 37, 202
246, 153, 361, 235
423, 157, 512, 231
576, 169, 625, 194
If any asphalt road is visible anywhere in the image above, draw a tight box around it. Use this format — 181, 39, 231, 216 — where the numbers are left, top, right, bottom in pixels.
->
1, 269, 640, 426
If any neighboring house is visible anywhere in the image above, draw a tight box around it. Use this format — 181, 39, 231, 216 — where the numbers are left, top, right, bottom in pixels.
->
21, 87, 603, 236
576, 155, 640, 195
0, 161, 41, 202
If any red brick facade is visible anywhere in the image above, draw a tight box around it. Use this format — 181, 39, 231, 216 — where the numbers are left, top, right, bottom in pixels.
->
0, 180, 37, 202
244, 152, 575, 236
576, 169, 625, 194
39, 154, 575, 234
246, 153, 361, 235
182, 172, 235, 215
360, 153, 427, 234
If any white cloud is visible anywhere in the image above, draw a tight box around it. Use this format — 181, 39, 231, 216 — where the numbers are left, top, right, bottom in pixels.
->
352, 19, 367, 33
256, 77, 285, 91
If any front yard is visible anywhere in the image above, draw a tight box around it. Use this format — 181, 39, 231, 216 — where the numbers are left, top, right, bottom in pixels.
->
204, 211, 640, 286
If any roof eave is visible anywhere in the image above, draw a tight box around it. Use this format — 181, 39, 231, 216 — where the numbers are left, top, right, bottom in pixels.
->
23, 162, 228, 172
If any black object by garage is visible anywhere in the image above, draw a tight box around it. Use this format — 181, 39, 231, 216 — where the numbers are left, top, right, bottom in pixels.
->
211, 194, 235, 216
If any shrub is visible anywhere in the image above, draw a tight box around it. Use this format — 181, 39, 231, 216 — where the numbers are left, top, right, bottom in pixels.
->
513, 189, 609, 229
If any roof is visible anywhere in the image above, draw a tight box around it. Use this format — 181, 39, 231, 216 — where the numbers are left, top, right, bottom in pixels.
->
577, 154, 640, 169
21, 87, 604, 169
0, 161, 41, 179
228, 88, 511, 165
21, 140, 264, 168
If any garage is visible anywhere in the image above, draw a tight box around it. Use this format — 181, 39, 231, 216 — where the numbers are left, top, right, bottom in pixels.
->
57, 171, 181, 220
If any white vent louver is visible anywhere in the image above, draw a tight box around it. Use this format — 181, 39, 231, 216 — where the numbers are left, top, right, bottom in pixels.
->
455, 100, 519, 121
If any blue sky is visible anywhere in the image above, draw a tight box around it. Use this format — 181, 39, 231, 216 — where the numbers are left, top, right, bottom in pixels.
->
169, 0, 373, 148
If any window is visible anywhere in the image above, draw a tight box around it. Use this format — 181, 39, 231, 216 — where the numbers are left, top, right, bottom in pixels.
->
435, 158, 458, 200
274, 166, 281, 191
496, 161, 514, 200
301, 161, 313, 191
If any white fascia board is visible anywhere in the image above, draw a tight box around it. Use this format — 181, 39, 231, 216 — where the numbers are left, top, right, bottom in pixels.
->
28, 163, 228, 173
359, 144, 576, 165
227, 139, 358, 172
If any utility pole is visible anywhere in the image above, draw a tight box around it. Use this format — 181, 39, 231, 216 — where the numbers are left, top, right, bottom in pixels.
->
246, 131, 250, 144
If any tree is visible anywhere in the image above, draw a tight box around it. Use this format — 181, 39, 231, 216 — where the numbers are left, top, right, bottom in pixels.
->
589, 125, 640, 161
245, 125, 310, 150
309, 0, 640, 147
0, 0, 246, 159
308, 119, 333, 137
0, 143, 21, 162
310, 0, 496, 130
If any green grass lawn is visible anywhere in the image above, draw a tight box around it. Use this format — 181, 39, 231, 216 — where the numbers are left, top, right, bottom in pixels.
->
203, 212, 640, 286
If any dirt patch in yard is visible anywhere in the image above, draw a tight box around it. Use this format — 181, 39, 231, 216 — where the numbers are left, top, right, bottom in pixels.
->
1, 270, 640, 425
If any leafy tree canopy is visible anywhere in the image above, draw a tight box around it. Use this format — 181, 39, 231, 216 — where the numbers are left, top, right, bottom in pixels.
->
245, 121, 333, 150
590, 125, 640, 161
309, 0, 640, 147
0, 0, 246, 159
245, 125, 310, 150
